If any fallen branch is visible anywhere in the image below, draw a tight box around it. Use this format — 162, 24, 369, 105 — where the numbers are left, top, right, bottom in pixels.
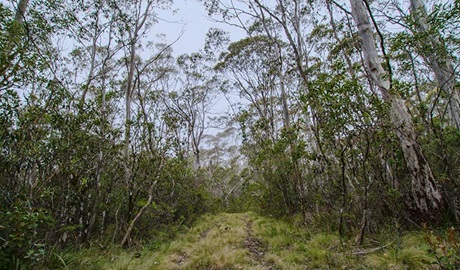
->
351, 243, 391, 256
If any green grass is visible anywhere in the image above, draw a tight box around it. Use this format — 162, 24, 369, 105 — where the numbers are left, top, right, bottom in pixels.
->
63, 212, 437, 270
251, 214, 347, 269
365, 233, 435, 270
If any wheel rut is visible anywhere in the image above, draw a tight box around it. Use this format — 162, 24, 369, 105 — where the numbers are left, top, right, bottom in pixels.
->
243, 215, 273, 270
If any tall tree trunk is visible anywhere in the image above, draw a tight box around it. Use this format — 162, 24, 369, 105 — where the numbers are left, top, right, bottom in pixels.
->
349, 0, 443, 217
79, 14, 100, 110
14, 0, 30, 24
124, 39, 135, 221
87, 48, 110, 239
257, 10, 308, 219
0, 0, 30, 79
409, 0, 460, 129
121, 0, 154, 241
280, 74, 290, 129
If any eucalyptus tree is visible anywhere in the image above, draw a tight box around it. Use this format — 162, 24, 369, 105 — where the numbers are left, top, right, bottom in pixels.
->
248, 0, 327, 154
114, 0, 156, 224
215, 34, 312, 216
120, 41, 176, 246
212, 0, 321, 147
166, 52, 217, 168
205, 0, 347, 164
405, 0, 460, 222
408, 0, 460, 129
349, 0, 443, 217
57, 0, 130, 241
216, 36, 283, 141
133, 41, 176, 157
250, 0, 446, 223
206, 0, 365, 219
106, 0, 174, 239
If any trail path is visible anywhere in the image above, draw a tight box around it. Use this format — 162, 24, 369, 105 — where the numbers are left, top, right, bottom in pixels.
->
155, 212, 274, 270
76, 212, 434, 269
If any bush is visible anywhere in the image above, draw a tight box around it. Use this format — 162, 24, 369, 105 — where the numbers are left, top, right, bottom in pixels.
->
425, 227, 460, 269
0, 200, 53, 269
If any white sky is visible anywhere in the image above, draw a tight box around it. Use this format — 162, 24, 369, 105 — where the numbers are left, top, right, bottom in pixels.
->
153, 0, 247, 135
154, 0, 245, 55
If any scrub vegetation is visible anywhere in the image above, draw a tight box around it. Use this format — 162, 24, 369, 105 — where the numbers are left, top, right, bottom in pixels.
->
1, 0, 460, 269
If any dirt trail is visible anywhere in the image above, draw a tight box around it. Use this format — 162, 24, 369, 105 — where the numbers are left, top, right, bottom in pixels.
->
156, 212, 275, 269
74, 212, 435, 270
243, 215, 273, 270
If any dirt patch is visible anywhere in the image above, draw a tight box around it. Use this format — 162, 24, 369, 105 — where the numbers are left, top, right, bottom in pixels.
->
244, 224, 265, 258
244, 217, 273, 270
199, 228, 210, 239
174, 252, 189, 266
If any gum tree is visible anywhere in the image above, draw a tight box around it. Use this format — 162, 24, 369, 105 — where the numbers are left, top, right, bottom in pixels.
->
349, 0, 443, 217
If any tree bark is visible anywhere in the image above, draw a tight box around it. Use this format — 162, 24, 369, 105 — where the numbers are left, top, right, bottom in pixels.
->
123, 38, 135, 221
122, 0, 154, 221
79, 10, 100, 110
14, 0, 30, 24
409, 0, 460, 129
121, 185, 155, 247
349, 0, 443, 216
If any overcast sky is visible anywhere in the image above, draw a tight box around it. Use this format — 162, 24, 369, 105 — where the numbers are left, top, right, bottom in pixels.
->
152, 0, 247, 129
154, 0, 245, 55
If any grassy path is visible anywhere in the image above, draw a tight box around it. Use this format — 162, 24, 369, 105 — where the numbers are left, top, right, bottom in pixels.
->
69, 212, 435, 269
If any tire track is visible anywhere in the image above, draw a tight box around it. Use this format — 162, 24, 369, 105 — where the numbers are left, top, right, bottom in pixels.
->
243, 215, 273, 270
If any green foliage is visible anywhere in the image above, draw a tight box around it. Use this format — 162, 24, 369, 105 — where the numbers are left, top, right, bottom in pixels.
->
0, 200, 54, 269
216, 35, 282, 70
0, 3, 27, 86
226, 181, 264, 213
421, 127, 460, 222
129, 158, 215, 242
0, 0, 459, 268
425, 227, 460, 269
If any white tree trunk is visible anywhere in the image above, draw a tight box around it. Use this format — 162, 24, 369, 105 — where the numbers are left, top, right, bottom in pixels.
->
409, 0, 460, 129
350, 0, 442, 215
121, 189, 154, 247
280, 74, 290, 129
14, 0, 30, 24
121, 0, 155, 244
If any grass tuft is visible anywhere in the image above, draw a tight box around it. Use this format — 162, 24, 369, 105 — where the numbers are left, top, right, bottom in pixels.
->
365, 233, 435, 270
62, 213, 436, 270
366, 247, 433, 270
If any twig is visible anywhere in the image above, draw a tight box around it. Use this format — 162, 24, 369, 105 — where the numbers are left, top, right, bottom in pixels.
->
351, 243, 391, 255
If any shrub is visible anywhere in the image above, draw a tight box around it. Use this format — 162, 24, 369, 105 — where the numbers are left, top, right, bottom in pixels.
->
0, 200, 53, 269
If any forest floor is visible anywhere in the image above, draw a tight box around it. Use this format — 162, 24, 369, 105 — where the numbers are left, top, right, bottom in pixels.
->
66, 212, 438, 269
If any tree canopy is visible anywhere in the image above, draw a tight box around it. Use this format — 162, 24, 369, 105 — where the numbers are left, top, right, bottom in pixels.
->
1, 0, 459, 268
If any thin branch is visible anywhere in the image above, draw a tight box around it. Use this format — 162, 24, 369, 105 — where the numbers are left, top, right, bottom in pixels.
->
363, 0, 393, 90
331, 0, 352, 15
